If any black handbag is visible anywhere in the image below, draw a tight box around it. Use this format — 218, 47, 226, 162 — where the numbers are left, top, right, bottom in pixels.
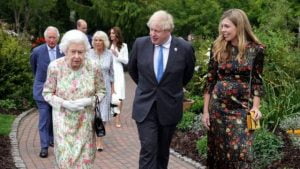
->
94, 96, 106, 137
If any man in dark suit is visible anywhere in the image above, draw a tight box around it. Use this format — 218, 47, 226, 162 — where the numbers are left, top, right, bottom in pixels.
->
128, 10, 195, 169
76, 19, 93, 47
30, 26, 63, 158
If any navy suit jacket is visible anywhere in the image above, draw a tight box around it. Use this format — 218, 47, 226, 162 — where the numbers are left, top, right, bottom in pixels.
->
30, 44, 63, 101
128, 36, 195, 125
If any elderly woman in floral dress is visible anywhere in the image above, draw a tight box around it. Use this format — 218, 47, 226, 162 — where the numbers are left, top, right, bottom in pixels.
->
42, 29, 105, 169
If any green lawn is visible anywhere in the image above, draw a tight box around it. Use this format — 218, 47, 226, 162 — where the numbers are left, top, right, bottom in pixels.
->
0, 113, 16, 136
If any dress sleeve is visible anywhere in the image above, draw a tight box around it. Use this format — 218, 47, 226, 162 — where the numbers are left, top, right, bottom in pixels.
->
42, 62, 65, 109
203, 48, 218, 94
251, 46, 265, 97
115, 43, 129, 64
109, 53, 114, 83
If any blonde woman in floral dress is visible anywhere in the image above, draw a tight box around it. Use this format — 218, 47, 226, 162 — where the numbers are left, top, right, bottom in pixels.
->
42, 29, 105, 169
88, 30, 114, 152
202, 9, 265, 169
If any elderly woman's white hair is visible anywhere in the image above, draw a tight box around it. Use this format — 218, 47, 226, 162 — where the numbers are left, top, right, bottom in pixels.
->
92, 31, 110, 48
147, 10, 174, 32
59, 29, 90, 54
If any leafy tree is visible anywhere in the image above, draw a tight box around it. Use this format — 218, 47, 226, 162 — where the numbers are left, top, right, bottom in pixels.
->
66, 0, 153, 46
7, 0, 57, 35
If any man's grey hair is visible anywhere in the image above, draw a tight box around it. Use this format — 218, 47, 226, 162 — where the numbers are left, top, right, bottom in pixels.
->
147, 10, 174, 31
44, 26, 60, 38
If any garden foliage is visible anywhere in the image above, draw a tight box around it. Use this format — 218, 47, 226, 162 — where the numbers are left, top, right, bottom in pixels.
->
0, 114, 15, 136
0, 28, 33, 110
253, 128, 284, 169
0, 0, 299, 167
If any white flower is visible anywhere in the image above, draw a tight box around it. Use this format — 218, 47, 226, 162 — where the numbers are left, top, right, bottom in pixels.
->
205, 51, 210, 57
194, 65, 200, 71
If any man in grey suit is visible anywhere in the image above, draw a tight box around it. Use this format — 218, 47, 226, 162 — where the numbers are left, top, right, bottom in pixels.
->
30, 26, 63, 158
128, 10, 195, 169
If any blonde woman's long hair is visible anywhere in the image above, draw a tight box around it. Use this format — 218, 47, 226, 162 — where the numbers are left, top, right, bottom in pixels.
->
213, 9, 261, 63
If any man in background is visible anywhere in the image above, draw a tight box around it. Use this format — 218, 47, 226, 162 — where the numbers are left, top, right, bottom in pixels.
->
76, 19, 92, 47
30, 26, 63, 158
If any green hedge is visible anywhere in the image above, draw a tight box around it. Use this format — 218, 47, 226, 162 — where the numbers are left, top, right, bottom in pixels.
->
0, 28, 33, 111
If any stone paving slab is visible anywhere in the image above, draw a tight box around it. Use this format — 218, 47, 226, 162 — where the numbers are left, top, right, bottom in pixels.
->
13, 73, 204, 169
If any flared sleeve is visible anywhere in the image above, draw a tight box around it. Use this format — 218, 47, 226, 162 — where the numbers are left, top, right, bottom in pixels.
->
251, 45, 265, 97
109, 52, 114, 83
42, 61, 65, 109
115, 43, 129, 64
203, 49, 218, 94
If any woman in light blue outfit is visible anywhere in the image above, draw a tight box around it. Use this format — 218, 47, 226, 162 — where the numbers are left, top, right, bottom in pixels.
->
88, 31, 114, 151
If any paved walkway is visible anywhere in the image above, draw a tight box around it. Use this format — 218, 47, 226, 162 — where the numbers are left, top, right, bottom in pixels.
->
15, 73, 200, 169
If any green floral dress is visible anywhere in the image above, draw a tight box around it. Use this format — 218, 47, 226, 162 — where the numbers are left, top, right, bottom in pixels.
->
204, 43, 265, 169
43, 57, 105, 169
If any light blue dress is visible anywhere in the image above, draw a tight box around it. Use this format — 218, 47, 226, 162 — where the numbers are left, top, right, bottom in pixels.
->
88, 49, 114, 121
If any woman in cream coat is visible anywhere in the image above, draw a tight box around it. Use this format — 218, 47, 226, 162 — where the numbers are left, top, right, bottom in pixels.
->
109, 26, 128, 128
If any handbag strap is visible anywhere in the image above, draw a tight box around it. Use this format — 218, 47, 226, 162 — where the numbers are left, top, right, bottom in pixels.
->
95, 96, 101, 119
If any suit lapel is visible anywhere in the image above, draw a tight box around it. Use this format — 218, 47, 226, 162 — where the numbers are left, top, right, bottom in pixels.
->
145, 39, 156, 81
160, 37, 177, 82
55, 46, 62, 58
43, 45, 51, 64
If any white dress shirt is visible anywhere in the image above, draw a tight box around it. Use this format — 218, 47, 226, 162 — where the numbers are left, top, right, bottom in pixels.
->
153, 36, 172, 77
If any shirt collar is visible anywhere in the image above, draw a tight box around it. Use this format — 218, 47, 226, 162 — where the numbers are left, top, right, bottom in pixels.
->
155, 36, 172, 49
47, 45, 56, 51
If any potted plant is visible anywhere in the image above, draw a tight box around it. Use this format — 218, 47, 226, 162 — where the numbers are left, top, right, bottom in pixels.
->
183, 88, 194, 112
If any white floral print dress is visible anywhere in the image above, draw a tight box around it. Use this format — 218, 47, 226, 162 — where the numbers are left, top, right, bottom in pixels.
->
42, 57, 105, 169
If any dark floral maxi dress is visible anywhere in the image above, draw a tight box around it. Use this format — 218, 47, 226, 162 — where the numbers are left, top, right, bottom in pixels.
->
203, 43, 265, 169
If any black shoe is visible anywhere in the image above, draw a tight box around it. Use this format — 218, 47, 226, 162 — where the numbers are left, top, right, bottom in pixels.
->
49, 142, 54, 147
39, 148, 48, 158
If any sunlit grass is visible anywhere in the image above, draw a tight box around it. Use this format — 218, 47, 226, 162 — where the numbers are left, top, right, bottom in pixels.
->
0, 114, 16, 136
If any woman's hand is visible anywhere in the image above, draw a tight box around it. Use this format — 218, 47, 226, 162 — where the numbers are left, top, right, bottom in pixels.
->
250, 107, 262, 121
202, 111, 210, 130
202, 94, 211, 130
111, 49, 118, 57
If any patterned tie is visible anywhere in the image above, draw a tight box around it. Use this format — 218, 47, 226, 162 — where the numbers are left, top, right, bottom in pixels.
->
156, 45, 164, 82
